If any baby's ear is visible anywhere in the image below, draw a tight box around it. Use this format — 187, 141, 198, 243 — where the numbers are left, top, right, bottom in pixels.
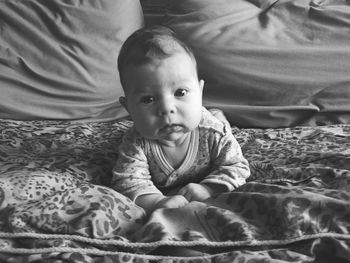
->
199, 79, 204, 91
119, 96, 128, 111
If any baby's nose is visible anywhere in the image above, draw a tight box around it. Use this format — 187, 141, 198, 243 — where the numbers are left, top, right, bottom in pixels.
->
158, 100, 176, 116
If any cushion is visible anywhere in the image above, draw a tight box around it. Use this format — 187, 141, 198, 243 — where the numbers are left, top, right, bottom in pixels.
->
0, 0, 143, 121
164, 0, 350, 128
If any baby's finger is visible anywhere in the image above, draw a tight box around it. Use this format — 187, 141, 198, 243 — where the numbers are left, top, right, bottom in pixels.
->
177, 187, 187, 196
180, 197, 190, 206
183, 191, 194, 201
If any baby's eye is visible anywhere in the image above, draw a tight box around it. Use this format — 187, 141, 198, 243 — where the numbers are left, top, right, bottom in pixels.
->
141, 96, 155, 104
174, 89, 188, 97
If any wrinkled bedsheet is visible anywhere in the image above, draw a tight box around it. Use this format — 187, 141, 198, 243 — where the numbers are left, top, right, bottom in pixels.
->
0, 119, 350, 262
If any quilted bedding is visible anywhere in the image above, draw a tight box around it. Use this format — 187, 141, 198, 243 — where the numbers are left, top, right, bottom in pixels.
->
0, 119, 350, 262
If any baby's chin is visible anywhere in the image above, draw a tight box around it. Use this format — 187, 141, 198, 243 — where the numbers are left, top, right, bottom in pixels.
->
137, 124, 194, 142
156, 131, 193, 146
159, 133, 184, 142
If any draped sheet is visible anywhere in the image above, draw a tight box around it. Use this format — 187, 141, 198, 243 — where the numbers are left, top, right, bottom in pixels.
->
164, 0, 350, 128
0, 0, 143, 121
0, 119, 349, 262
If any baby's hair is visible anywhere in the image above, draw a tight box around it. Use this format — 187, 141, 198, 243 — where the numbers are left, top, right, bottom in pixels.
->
118, 25, 198, 87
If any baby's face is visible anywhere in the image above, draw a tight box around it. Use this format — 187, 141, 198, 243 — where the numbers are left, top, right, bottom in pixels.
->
121, 52, 204, 145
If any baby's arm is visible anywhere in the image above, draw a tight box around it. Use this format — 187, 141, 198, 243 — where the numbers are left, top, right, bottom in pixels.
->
136, 194, 189, 213
201, 127, 250, 193
112, 129, 189, 212
178, 183, 226, 201
112, 130, 162, 206
178, 123, 250, 201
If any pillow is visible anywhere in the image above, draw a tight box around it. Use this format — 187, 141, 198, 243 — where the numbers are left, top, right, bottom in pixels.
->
0, 0, 143, 121
164, 0, 350, 128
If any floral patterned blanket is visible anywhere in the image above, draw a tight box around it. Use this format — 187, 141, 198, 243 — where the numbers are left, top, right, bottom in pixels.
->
0, 119, 350, 262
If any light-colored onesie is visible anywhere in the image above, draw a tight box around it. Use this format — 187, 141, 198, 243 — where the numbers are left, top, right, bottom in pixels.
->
112, 107, 250, 201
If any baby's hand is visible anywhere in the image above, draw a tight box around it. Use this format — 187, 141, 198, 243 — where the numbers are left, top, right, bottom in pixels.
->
154, 195, 189, 210
178, 183, 212, 202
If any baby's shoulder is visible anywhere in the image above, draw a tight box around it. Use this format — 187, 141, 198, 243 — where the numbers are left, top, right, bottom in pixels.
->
121, 126, 145, 146
198, 107, 231, 137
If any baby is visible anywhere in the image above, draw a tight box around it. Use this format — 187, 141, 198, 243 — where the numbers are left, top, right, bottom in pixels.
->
112, 26, 250, 213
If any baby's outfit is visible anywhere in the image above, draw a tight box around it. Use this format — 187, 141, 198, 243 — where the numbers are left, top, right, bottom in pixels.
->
112, 107, 250, 201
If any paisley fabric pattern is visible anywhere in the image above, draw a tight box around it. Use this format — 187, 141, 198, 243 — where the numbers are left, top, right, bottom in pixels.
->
0, 119, 350, 262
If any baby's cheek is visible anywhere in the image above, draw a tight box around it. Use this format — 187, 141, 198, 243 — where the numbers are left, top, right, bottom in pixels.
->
134, 118, 157, 138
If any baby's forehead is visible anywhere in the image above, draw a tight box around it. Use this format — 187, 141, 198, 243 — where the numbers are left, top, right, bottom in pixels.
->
134, 47, 194, 64
126, 75, 193, 92
121, 51, 198, 94
123, 51, 196, 76
124, 71, 197, 96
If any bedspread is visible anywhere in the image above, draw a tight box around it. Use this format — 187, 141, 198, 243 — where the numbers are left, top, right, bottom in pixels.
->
0, 119, 350, 262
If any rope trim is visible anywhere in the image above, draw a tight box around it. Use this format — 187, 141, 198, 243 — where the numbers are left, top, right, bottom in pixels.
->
1, 231, 350, 250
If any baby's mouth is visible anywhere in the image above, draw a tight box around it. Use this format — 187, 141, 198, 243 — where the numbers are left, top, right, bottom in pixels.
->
160, 124, 183, 133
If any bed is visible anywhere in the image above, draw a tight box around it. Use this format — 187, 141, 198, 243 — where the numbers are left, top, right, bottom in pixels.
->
0, 0, 349, 262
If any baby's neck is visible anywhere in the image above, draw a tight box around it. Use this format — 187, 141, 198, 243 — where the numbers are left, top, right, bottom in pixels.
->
157, 132, 190, 147
158, 132, 192, 169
